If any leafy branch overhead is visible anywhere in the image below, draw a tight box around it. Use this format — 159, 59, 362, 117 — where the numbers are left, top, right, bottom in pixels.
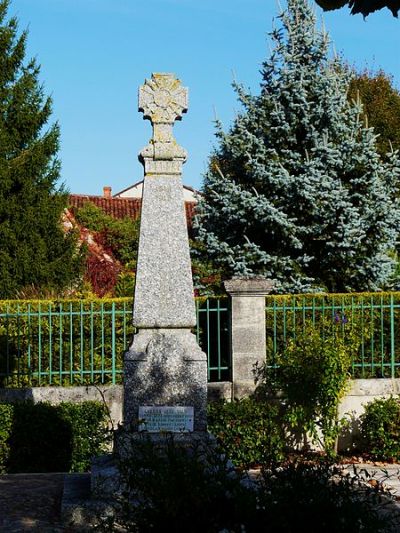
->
315, 0, 399, 17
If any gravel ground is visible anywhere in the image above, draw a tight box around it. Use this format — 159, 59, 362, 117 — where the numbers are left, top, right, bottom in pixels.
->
0, 473, 70, 532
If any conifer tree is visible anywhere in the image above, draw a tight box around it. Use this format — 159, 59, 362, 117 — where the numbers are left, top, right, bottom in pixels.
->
196, 0, 400, 292
0, 0, 81, 297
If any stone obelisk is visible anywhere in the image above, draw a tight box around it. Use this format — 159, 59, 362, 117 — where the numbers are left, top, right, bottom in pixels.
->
123, 73, 207, 436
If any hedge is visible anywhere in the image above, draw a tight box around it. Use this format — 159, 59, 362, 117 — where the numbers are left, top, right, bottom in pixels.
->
0, 400, 110, 473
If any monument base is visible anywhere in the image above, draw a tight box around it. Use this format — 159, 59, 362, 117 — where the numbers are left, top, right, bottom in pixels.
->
124, 329, 208, 432
62, 430, 218, 530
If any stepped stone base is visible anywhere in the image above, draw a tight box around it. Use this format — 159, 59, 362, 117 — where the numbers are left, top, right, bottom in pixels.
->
61, 473, 117, 531
62, 431, 217, 529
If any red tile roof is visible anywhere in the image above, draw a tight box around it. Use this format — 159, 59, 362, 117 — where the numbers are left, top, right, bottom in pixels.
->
68, 194, 197, 227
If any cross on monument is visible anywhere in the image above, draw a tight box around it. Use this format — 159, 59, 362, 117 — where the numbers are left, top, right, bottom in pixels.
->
139, 73, 188, 163
139, 73, 188, 126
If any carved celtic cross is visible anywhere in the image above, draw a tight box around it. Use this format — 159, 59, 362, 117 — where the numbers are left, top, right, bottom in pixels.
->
139, 73, 188, 164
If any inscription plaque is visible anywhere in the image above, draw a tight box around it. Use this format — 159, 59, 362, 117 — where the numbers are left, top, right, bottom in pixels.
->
138, 406, 194, 433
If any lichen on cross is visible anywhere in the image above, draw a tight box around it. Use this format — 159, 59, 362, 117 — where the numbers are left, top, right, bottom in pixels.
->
139, 73, 188, 150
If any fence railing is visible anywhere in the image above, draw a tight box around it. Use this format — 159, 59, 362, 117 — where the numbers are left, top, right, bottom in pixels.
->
0, 298, 230, 387
266, 293, 400, 379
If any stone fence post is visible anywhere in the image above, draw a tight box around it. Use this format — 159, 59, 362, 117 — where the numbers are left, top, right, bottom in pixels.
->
224, 278, 274, 398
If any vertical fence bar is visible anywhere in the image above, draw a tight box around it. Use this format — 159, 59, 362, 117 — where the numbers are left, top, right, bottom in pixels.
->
292, 295, 296, 342
80, 302, 84, 384
16, 303, 21, 386
390, 293, 395, 378
196, 300, 200, 344
27, 303, 31, 385
282, 298, 286, 350
69, 302, 73, 384
206, 299, 211, 381
380, 294, 385, 377
123, 300, 127, 350
38, 302, 42, 386
48, 302, 52, 385
59, 302, 63, 385
360, 296, 365, 378
351, 296, 355, 375
101, 302, 105, 383
273, 298, 277, 364
5, 303, 10, 385
311, 296, 315, 327
111, 302, 116, 385
370, 294, 375, 377
217, 299, 222, 381
90, 301, 94, 383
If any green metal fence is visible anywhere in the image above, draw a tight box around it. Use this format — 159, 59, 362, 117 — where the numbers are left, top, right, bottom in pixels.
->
0, 298, 230, 387
266, 293, 400, 378
196, 298, 230, 382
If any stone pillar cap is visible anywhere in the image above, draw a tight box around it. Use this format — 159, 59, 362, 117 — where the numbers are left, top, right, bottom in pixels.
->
224, 277, 275, 296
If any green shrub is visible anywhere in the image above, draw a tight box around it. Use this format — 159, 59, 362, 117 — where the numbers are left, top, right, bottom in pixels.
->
114, 271, 136, 297
57, 401, 111, 472
2, 400, 109, 473
360, 396, 400, 461
207, 398, 285, 467
261, 317, 354, 455
98, 436, 397, 533
7, 401, 73, 472
253, 461, 396, 533
108, 434, 257, 533
0, 403, 14, 473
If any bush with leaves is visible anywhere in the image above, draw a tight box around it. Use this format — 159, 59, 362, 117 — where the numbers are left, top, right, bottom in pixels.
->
360, 396, 400, 462
254, 460, 398, 533
261, 317, 356, 455
0, 404, 13, 473
0, 400, 110, 473
95, 435, 399, 533
104, 434, 254, 533
207, 398, 285, 467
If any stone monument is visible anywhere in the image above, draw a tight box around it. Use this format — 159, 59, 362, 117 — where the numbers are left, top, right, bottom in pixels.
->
62, 74, 209, 528
119, 72, 208, 444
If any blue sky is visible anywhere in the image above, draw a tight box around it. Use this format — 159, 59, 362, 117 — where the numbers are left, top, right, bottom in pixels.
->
9, 0, 400, 195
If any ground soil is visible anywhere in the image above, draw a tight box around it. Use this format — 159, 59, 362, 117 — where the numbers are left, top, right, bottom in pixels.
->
0, 473, 72, 532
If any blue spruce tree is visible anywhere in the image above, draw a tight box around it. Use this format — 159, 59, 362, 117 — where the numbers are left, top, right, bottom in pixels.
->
195, 0, 400, 292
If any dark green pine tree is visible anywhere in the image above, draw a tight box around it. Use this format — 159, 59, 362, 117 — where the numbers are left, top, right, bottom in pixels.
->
195, 0, 400, 293
0, 0, 81, 298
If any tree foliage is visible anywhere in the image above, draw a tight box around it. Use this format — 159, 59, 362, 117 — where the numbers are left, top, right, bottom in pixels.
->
315, 0, 400, 17
348, 69, 400, 157
74, 201, 139, 267
74, 201, 139, 296
195, 0, 400, 293
0, 0, 81, 298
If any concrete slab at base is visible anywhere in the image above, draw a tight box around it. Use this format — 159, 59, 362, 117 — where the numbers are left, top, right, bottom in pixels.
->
61, 472, 116, 531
